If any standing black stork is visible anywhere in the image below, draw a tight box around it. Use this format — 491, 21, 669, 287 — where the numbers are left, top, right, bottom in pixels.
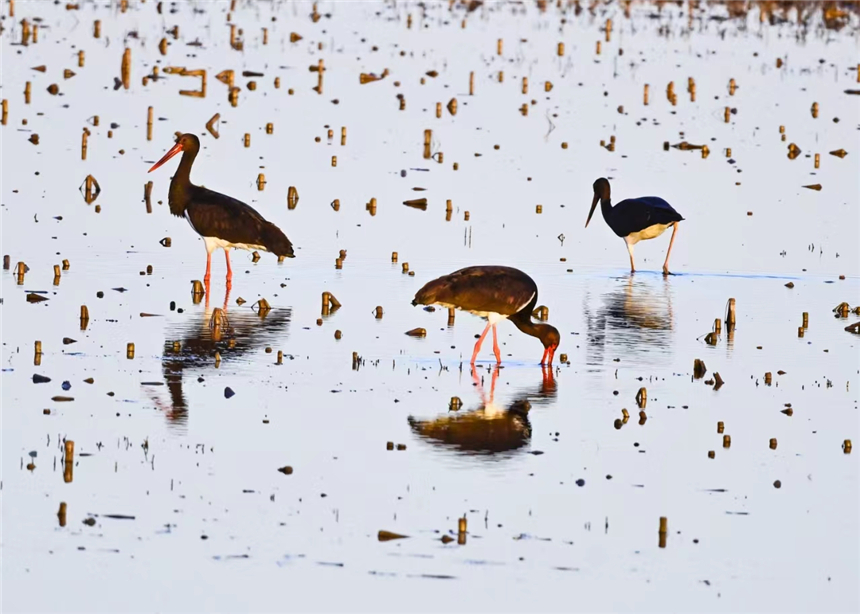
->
586, 177, 683, 275
148, 133, 294, 289
412, 266, 560, 365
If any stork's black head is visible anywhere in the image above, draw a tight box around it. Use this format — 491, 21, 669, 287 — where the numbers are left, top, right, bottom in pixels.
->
148, 133, 200, 173
586, 177, 611, 228
536, 324, 560, 366
593, 177, 611, 200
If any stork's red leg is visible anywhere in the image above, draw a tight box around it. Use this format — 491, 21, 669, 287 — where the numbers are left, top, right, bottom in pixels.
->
491, 324, 501, 364
625, 239, 636, 273
224, 248, 233, 289
663, 223, 679, 276
204, 251, 212, 284
471, 322, 492, 364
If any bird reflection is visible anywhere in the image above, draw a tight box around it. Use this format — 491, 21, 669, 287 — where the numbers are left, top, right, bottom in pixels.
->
146, 285, 291, 428
584, 274, 674, 367
407, 366, 557, 457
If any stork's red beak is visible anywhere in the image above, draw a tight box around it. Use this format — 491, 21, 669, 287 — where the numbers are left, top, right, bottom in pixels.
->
541, 344, 558, 366
148, 141, 183, 172
585, 193, 599, 228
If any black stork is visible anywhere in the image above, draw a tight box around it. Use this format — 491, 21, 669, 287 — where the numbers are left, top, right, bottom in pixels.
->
148, 133, 294, 289
412, 266, 560, 365
586, 177, 683, 275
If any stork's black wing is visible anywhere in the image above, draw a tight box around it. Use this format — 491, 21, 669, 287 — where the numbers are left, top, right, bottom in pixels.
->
185, 186, 294, 257
609, 198, 683, 237
412, 266, 538, 316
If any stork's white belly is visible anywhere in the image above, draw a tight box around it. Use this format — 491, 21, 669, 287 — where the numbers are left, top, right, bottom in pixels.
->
203, 236, 267, 253
626, 223, 671, 245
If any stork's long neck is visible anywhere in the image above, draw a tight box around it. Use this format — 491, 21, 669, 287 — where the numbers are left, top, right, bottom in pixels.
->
510, 314, 544, 341
600, 196, 613, 225
168, 148, 197, 216
510, 299, 542, 341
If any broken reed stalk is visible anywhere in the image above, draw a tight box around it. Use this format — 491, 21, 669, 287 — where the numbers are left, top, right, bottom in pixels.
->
144, 181, 153, 213
178, 69, 206, 97
321, 291, 341, 315
725, 298, 736, 328
121, 48, 131, 90
147, 106, 153, 141
423, 129, 432, 159
469, 71, 474, 95
81, 129, 88, 160
64, 440, 74, 483
206, 113, 220, 138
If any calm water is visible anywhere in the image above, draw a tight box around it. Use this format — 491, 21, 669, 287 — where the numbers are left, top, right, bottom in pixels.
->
2, 1, 858, 612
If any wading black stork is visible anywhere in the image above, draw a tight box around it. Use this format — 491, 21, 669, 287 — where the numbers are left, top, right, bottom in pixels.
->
586, 177, 683, 274
148, 133, 294, 288
412, 266, 560, 365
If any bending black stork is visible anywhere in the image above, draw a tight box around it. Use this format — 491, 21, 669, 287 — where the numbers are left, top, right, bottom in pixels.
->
148, 133, 294, 289
586, 177, 683, 275
412, 266, 560, 365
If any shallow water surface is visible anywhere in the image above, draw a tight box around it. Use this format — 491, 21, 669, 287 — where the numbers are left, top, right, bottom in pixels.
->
2, 1, 859, 612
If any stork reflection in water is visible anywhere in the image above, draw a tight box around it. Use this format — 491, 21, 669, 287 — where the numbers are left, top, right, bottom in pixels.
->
407, 366, 556, 457
145, 286, 291, 427
584, 274, 675, 368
